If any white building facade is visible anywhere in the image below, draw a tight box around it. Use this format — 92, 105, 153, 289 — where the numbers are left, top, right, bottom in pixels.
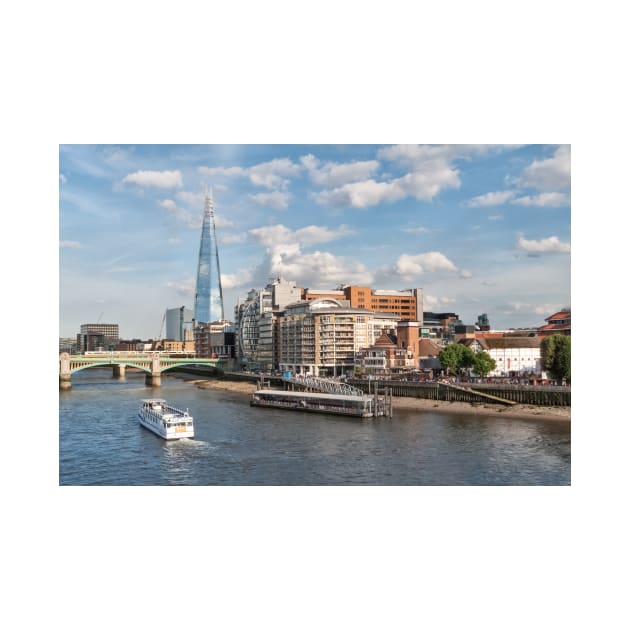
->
278, 299, 399, 377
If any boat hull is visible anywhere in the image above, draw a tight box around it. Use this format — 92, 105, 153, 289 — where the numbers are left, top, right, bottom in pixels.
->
250, 399, 369, 417
138, 414, 194, 439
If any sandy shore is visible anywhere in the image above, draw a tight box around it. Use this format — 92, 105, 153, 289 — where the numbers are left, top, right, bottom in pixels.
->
178, 377, 570, 422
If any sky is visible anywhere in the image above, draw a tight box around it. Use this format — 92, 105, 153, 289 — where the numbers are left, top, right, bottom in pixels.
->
59, 144, 570, 339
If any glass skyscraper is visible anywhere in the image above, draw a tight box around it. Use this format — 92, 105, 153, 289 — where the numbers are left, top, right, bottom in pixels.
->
194, 193, 224, 324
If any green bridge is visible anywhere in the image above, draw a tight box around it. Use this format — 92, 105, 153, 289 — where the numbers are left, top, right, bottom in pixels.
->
59, 352, 225, 389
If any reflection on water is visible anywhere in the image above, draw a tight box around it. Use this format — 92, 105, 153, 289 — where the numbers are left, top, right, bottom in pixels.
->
59, 370, 570, 486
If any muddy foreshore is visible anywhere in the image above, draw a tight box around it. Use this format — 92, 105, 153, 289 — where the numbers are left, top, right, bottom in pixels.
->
177, 377, 570, 422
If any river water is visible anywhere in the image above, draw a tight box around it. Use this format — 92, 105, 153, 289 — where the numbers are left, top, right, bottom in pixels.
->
59, 369, 571, 485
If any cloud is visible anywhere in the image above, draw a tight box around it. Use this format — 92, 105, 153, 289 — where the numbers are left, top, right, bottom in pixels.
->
506, 302, 563, 315
459, 269, 473, 279
159, 199, 234, 229
312, 145, 519, 209
249, 191, 291, 209
220, 233, 248, 245
511, 192, 570, 207
247, 223, 369, 287
167, 278, 195, 298
300, 154, 380, 187
467, 191, 514, 207
488, 214, 503, 221
59, 173, 67, 184
248, 224, 353, 248
123, 169, 183, 188
516, 235, 571, 253
271, 250, 373, 287
221, 268, 255, 289
402, 226, 431, 234
198, 158, 301, 190
518, 145, 570, 191
176, 190, 205, 208
60, 240, 81, 248
394, 252, 459, 276
423, 294, 456, 311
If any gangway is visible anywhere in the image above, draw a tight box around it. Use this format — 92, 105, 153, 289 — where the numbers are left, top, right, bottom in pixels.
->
281, 375, 364, 397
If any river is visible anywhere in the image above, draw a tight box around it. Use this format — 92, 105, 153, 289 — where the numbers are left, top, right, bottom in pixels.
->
59, 369, 570, 485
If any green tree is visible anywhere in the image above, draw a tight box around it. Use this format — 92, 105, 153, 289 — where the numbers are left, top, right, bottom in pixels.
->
541, 334, 571, 382
472, 351, 496, 378
439, 343, 475, 375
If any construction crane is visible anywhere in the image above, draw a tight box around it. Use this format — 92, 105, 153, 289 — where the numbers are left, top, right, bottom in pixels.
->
154, 311, 167, 350
96, 311, 104, 324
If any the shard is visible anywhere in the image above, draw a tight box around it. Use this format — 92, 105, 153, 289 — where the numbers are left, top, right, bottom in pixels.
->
194, 192, 224, 324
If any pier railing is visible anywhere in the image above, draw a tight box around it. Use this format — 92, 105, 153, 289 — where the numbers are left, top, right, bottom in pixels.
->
282, 375, 364, 397
347, 379, 570, 406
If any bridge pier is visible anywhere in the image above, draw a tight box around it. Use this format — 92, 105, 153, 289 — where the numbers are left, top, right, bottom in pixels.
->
113, 364, 126, 379
145, 372, 162, 387
59, 352, 71, 390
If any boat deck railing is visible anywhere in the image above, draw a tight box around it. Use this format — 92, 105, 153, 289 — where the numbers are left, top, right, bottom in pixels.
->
281, 375, 364, 397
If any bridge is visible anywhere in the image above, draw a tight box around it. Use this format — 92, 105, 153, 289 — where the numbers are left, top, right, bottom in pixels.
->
59, 352, 225, 389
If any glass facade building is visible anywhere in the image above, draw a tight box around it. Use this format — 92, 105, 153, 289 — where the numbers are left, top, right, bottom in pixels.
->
194, 193, 224, 325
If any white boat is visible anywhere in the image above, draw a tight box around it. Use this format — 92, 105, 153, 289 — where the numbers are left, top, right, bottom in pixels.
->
139, 399, 194, 440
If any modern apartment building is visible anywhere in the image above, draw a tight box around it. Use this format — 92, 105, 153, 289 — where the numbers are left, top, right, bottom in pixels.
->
278, 298, 399, 377
234, 277, 301, 369
76, 323, 119, 352
302, 285, 423, 321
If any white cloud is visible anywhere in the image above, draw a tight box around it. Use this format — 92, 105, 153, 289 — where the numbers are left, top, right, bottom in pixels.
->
221, 268, 255, 289
313, 179, 403, 208
166, 278, 194, 298
402, 226, 431, 234
300, 154, 380, 187
271, 250, 373, 287
220, 233, 247, 245
459, 269, 473, 279
249, 191, 291, 209
516, 235, 571, 253
488, 214, 503, 221
467, 191, 515, 207
511, 192, 570, 207
248, 224, 353, 248
395, 252, 459, 276
506, 302, 563, 315
423, 294, 456, 311
59, 173, 67, 184
122, 169, 183, 188
518, 145, 570, 191
313, 144, 514, 208
247, 223, 368, 287
60, 240, 81, 248
176, 190, 205, 208
159, 199, 234, 229
198, 158, 301, 190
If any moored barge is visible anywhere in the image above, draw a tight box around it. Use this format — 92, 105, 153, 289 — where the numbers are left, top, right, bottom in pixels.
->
251, 389, 390, 418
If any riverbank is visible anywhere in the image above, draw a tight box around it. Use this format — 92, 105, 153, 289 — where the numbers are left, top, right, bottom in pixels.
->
179, 377, 570, 422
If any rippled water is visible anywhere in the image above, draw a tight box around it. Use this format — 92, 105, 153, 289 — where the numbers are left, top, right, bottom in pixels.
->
59, 369, 571, 485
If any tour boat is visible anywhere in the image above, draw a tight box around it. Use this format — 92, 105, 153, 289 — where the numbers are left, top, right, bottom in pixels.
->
251, 389, 389, 418
139, 399, 194, 439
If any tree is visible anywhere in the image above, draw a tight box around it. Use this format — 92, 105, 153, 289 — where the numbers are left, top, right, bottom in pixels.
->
472, 351, 496, 378
439, 343, 475, 375
541, 334, 571, 382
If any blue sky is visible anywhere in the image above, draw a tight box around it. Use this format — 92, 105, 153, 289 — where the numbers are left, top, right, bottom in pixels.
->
59, 144, 570, 338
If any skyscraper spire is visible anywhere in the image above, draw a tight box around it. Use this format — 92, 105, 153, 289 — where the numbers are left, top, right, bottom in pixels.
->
194, 190, 224, 324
